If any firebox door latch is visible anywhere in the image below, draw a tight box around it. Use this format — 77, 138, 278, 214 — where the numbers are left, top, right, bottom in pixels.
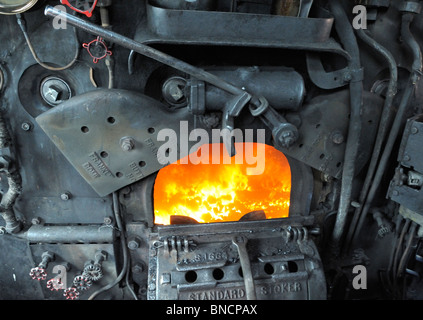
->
232, 235, 257, 300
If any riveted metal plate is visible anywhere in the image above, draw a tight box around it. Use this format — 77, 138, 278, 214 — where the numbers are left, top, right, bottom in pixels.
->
36, 89, 196, 197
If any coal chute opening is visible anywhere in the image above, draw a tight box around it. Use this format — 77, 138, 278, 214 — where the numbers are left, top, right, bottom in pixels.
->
153, 143, 291, 225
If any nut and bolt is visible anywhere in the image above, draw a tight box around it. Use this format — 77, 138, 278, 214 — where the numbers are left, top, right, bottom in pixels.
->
120, 137, 135, 151
275, 125, 299, 149
31, 217, 42, 225
60, 192, 71, 201
132, 263, 145, 274
103, 216, 113, 225
21, 122, 32, 131
128, 237, 141, 250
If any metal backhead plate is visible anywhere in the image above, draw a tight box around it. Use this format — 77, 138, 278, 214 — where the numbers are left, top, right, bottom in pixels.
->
36, 89, 194, 197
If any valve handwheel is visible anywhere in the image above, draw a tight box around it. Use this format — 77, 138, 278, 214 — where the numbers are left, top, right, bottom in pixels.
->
29, 267, 47, 281
63, 287, 80, 300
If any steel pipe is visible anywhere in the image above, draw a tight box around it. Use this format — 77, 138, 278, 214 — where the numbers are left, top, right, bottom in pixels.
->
26, 225, 115, 243
44, 5, 244, 97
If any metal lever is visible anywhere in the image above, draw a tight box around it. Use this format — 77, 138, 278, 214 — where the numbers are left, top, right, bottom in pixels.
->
232, 236, 257, 300
250, 96, 299, 149
222, 92, 252, 157
44, 5, 299, 152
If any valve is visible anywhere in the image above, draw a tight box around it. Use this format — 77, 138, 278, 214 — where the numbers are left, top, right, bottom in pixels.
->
82, 36, 112, 63
82, 250, 107, 281
29, 251, 55, 281
29, 267, 47, 281
73, 274, 93, 291
60, 0, 98, 18
63, 287, 80, 300
46, 277, 63, 291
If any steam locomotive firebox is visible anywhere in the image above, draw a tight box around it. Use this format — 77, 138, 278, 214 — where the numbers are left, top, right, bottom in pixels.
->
148, 142, 326, 300
1, 0, 423, 302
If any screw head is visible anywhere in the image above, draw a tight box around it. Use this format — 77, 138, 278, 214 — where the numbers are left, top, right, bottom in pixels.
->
332, 131, 344, 144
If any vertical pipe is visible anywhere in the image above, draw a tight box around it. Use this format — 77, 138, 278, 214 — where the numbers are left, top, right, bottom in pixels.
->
328, 0, 364, 256
344, 29, 398, 253
352, 11, 423, 247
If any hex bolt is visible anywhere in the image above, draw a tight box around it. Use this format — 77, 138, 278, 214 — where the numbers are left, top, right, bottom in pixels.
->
21, 122, 32, 131
60, 192, 71, 201
132, 263, 144, 274
120, 137, 135, 151
31, 217, 42, 225
128, 237, 141, 250
103, 216, 113, 225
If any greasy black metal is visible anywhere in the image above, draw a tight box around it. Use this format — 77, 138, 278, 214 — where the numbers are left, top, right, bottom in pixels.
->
278, 90, 382, 180
388, 115, 423, 214
352, 11, 423, 248
146, 2, 330, 45
202, 67, 305, 111
44, 5, 244, 97
327, 0, 364, 254
128, 4, 350, 76
151, 0, 217, 10
36, 89, 200, 197
306, 53, 350, 89
344, 28, 398, 253
44, 5, 301, 153
30, 242, 119, 300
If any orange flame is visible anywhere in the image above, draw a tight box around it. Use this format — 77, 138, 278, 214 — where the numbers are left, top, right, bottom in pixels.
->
153, 143, 291, 225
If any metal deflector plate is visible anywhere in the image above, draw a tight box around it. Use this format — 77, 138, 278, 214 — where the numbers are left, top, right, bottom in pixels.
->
36, 89, 195, 197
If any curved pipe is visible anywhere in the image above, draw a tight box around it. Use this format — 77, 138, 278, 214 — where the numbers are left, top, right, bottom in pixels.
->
352, 11, 423, 246
328, 0, 364, 255
344, 28, 398, 252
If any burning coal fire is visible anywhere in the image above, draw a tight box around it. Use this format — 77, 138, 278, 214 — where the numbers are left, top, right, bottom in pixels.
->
154, 143, 291, 225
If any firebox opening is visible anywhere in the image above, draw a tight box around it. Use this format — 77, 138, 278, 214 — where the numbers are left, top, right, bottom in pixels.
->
153, 142, 292, 225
